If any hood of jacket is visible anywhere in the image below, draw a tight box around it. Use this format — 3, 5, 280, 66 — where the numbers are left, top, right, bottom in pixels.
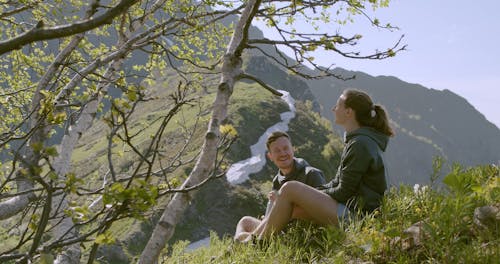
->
345, 127, 389, 151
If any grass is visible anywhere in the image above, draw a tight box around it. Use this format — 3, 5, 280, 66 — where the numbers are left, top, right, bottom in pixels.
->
161, 164, 499, 263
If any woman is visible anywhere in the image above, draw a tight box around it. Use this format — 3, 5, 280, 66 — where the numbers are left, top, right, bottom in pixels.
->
253, 89, 394, 239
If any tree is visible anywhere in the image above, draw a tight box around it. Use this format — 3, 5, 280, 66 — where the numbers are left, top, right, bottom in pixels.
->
0, 0, 404, 263
1, 1, 237, 263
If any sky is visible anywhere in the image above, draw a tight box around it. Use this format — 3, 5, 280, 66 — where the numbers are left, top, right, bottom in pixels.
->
252, 0, 500, 129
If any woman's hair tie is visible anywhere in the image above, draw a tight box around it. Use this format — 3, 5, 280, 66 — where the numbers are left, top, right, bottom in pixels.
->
370, 105, 376, 118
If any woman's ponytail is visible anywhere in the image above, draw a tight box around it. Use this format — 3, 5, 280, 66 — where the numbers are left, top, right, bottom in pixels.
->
372, 104, 394, 137
343, 89, 394, 137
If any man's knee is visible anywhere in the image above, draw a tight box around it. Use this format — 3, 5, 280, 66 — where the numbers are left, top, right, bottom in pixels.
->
237, 216, 260, 230
279, 181, 302, 197
238, 216, 252, 224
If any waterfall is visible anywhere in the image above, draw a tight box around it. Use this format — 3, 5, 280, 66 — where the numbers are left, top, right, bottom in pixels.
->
225, 90, 296, 185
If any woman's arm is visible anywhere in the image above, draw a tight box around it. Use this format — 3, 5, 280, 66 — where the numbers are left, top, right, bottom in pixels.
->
322, 139, 372, 203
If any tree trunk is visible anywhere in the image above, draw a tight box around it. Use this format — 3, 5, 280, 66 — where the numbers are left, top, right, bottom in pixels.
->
138, 0, 262, 263
52, 1, 170, 260
52, 77, 112, 264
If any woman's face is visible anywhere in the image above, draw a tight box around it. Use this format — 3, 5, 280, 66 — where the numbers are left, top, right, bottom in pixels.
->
333, 94, 349, 125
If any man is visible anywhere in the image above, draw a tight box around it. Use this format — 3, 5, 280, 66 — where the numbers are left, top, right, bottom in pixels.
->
233, 131, 325, 242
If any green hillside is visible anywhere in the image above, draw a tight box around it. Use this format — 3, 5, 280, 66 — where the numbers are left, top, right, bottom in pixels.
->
64, 79, 342, 262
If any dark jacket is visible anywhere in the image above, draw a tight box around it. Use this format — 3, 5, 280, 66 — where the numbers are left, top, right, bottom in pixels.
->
319, 127, 389, 213
272, 157, 326, 191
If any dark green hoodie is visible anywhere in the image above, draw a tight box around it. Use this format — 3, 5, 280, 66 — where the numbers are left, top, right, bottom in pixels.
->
319, 127, 389, 213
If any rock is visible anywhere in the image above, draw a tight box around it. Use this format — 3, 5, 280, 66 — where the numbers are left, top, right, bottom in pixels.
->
402, 220, 428, 249
390, 220, 429, 251
473, 203, 500, 239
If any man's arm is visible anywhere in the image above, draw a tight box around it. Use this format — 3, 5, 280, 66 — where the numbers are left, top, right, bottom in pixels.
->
306, 168, 326, 187
264, 190, 277, 216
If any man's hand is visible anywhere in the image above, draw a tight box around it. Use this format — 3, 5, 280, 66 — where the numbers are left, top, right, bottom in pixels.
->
268, 190, 277, 202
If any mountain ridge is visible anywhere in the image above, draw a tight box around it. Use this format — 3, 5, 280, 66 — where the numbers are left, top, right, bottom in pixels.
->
302, 66, 500, 185
241, 19, 500, 185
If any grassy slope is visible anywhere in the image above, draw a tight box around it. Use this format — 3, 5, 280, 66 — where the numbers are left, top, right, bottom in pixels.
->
163, 165, 499, 264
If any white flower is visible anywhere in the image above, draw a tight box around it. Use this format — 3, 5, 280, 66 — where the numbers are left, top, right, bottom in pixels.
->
413, 184, 420, 194
413, 184, 429, 196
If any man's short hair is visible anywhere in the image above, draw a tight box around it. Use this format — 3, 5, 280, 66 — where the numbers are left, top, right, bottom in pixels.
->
266, 131, 291, 150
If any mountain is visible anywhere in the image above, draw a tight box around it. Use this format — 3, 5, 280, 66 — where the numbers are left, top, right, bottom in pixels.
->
245, 21, 500, 185
305, 68, 500, 185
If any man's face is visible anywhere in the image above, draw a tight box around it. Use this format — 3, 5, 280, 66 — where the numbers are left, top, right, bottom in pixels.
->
267, 136, 294, 172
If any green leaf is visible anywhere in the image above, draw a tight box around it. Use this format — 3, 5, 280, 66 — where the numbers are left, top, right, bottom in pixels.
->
39, 253, 54, 264
31, 142, 44, 152
110, 182, 124, 193
44, 146, 58, 156
126, 89, 137, 101
95, 232, 115, 245
443, 173, 460, 191
48, 171, 58, 180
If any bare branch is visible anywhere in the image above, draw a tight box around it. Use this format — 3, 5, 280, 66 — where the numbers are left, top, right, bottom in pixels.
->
238, 73, 283, 96
0, 0, 140, 55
